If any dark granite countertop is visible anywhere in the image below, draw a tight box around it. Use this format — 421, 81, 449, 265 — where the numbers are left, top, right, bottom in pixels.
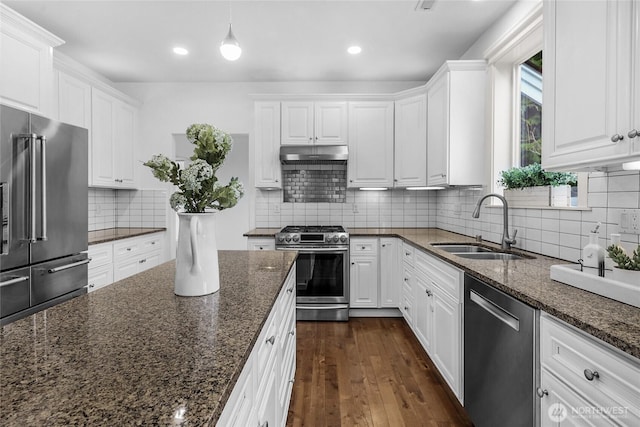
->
244, 227, 640, 359
88, 227, 166, 245
243, 228, 281, 237
0, 250, 297, 426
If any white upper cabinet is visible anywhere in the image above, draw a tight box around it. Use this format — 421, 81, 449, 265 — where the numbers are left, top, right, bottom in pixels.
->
426, 61, 486, 186
57, 71, 91, 128
91, 88, 137, 188
0, 4, 63, 117
254, 101, 282, 189
347, 101, 394, 188
394, 93, 427, 187
281, 101, 347, 145
542, 0, 639, 170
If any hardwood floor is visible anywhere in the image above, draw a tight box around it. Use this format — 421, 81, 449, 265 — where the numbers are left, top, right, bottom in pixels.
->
286, 317, 473, 427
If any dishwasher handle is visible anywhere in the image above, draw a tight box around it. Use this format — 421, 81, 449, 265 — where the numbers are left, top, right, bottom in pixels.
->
469, 289, 520, 331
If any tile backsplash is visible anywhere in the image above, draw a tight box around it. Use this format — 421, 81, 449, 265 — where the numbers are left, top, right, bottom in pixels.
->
89, 188, 167, 231
256, 188, 437, 228
256, 170, 640, 263
282, 164, 347, 203
435, 170, 640, 262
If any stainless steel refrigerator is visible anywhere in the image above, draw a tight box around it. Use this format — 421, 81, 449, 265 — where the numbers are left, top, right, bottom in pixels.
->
1, 104, 89, 325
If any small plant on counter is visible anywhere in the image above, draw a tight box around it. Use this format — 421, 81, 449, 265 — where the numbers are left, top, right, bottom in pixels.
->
144, 123, 244, 213
497, 163, 577, 190
606, 244, 640, 271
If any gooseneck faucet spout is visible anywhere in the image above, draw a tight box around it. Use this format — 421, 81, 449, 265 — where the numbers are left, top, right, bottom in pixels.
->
472, 193, 517, 250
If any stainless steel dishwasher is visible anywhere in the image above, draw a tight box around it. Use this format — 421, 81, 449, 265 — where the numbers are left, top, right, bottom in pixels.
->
464, 274, 539, 427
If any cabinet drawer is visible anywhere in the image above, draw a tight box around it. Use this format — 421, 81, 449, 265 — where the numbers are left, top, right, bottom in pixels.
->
401, 266, 413, 292
113, 239, 141, 260
402, 242, 415, 266
541, 315, 640, 424
140, 233, 163, 252
350, 238, 378, 254
256, 311, 278, 378
416, 250, 462, 301
87, 264, 113, 293
88, 242, 113, 269
248, 238, 275, 251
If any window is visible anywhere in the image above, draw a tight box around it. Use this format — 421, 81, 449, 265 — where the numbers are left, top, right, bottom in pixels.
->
518, 51, 542, 167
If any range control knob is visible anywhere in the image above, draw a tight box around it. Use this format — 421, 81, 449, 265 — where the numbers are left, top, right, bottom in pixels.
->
277, 235, 285, 242
285, 235, 291, 242
326, 235, 332, 243
332, 235, 339, 243
292, 235, 300, 243
339, 235, 347, 243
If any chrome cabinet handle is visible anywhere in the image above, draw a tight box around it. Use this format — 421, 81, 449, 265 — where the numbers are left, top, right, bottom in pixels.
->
629, 129, 639, 138
536, 387, 548, 398
287, 287, 294, 293
259, 421, 268, 427
611, 134, 624, 143
266, 335, 275, 345
441, 173, 446, 178
425, 289, 432, 297
289, 330, 295, 336
583, 369, 600, 381
403, 277, 408, 282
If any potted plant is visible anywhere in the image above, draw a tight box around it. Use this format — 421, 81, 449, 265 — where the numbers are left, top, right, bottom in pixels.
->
144, 123, 244, 296
606, 244, 640, 285
497, 163, 577, 207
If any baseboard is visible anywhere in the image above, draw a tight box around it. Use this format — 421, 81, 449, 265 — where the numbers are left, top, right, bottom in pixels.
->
349, 308, 403, 318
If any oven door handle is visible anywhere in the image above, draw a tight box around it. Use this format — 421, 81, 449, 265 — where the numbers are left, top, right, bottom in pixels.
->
297, 305, 348, 310
276, 247, 348, 252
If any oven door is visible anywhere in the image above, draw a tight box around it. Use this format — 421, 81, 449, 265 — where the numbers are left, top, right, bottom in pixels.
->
278, 246, 348, 304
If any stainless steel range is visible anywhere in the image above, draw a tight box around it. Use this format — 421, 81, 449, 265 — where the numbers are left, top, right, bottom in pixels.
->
276, 225, 349, 321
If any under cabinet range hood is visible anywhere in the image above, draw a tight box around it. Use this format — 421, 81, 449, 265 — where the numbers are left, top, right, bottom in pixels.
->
280, 145, 348, 165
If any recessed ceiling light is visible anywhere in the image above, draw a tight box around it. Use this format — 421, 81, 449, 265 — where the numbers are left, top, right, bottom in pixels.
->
347, 46, 362, 55
173, 47, 189, 56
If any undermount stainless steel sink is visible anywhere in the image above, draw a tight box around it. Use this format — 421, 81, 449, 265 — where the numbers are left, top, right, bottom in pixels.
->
431, 244, 494, 253
455, 252, 526, 261
431, 243, 532, 260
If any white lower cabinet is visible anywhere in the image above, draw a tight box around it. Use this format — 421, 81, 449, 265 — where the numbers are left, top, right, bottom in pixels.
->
413, 272, 433, 352
247, 237, 276, 251
431, 288, 461, 398
379, 238, 400, 308
87, 232, 165, 292
350, 238, 379, 308
217, 266, 296, 427
539, 314, 640, 426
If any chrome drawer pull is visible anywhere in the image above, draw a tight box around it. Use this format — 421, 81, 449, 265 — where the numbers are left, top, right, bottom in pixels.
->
0, 275, 29, 288
583, 369, 599, 381
266, 335, 275, 345
48, 258, 91, 273
536, 387, 548, 398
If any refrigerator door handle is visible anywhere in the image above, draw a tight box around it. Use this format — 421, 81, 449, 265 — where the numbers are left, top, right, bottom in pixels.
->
37, 135, 47, 241
17, 133, 37, 243
47, 258, 91, 274
1, 182, 8, 255
0, 275, 29, 288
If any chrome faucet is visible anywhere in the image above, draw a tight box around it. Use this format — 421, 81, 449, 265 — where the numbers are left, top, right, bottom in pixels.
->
472, 193, 517, 250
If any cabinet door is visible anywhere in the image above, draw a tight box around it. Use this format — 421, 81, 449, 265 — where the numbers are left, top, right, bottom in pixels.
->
350, 255, 379, 308
114, 257, 140, 282
427, 73, 449, 186
348, 101, 394, 188
431, 287, 461, 400
91, 88, 116, 186
539, 369, 617, 427
394, 94, 427, 187
87, 264, 113, 293
256, 360, 279, 427
254, 101, 282, 188
413, 272, 433, 353
114, 102, 136, 188
247, 237, 275, 251
379, 238, 400, 308
58, 72, 91, 128
281, 101, 314, 145
314, 101, 348, 145
542, 0, 633, 170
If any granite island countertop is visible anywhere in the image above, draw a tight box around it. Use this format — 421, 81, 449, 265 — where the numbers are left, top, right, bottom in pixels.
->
0, 250, 297, 426
245, 227, 640, 359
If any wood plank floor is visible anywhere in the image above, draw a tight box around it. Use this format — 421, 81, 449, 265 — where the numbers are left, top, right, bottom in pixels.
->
286, 317, 473, 427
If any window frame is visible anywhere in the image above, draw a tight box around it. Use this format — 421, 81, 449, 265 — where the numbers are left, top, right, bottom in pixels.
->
483, 3, 587, 208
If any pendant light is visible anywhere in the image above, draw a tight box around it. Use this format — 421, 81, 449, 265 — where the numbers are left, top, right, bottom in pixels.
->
220, 4, 241, 61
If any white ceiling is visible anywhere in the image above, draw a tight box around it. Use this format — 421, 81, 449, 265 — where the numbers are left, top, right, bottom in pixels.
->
5, 0, 517, 83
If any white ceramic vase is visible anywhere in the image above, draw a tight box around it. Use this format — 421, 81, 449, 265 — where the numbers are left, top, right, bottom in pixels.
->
175, 212, 220, 296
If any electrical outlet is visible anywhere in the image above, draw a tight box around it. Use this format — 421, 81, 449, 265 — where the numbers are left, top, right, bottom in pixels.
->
620, 209, 640, 235
352, 204, 359, 213
273, 204, 280, 214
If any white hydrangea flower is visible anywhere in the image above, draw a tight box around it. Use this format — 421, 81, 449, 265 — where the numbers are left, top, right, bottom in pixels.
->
182, 159, 214, 192
169, 193, 187, 211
